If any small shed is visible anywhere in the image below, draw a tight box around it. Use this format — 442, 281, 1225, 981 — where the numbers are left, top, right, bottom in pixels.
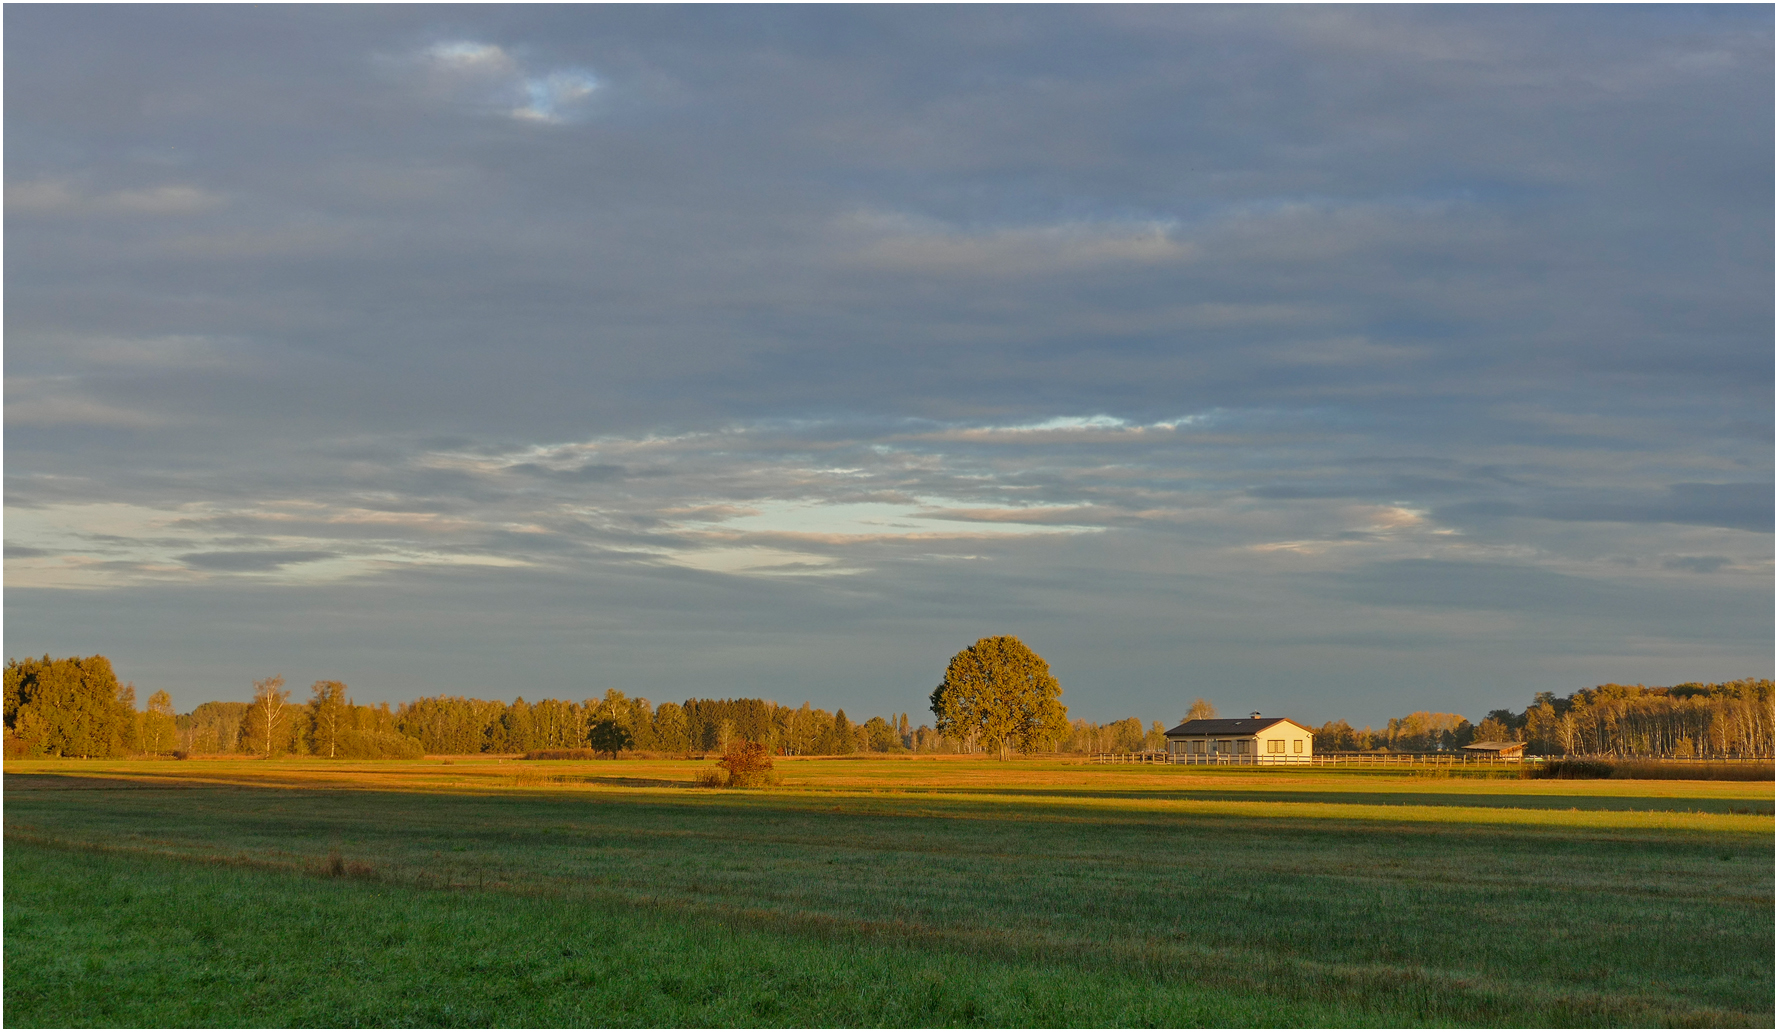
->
1163, 713, 1313, 764
1461, 741, 1525, 758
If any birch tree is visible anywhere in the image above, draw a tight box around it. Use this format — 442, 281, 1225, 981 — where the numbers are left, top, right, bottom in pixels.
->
141, 690, 178, 754
309, 680, 347, 758
245, 676, 289, 758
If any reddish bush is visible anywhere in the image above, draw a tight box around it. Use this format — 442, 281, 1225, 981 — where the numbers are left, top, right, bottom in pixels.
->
715, 740, 777, 788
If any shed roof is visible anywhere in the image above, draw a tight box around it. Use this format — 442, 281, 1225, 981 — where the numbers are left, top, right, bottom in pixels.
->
1461, 741, 1525, 753
1163, 717, 1311, 738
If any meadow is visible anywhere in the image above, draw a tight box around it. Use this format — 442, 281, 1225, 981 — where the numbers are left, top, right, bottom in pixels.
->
5, 755, 1773, 1027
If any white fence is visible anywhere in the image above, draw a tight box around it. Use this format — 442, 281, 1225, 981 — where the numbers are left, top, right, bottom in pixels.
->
1092, 751, 1531, 766
1090, 752, 1773, 766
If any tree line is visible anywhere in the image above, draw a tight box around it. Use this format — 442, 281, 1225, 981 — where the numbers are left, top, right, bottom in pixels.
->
9, 651, 1768, 761
1312, 679, 1774, 758
394, 691, 916, 758
2, 653, 974, 759
6, 648, 1139, 761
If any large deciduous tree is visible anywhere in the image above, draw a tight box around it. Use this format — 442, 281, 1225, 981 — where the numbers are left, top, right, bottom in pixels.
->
3, 654, 136, 758
587, 718, 633, 759
930, 636, 1069, 760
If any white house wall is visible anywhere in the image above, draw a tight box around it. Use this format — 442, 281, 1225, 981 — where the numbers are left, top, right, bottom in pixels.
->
1164, 723, 1313, 764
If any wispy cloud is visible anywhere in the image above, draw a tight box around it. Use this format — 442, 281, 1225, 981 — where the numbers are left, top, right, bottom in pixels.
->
839, 211, 1191, 274
14, 409, 1763, 596
6, 179, 224, 217
4, 377, 172, 428
409, 41, 599, 124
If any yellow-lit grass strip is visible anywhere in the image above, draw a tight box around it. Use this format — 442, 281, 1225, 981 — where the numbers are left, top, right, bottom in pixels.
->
11, 755, 1773, 795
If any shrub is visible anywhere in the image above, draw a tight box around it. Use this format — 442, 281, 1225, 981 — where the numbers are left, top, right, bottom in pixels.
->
523, 748, 599, 760
1525, 759, 1616, 779
694, 767, 728, 788
716, 740, 778, 788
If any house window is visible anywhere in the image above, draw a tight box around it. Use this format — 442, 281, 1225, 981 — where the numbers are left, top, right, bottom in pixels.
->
1234, 739, 1248, 754
1192, 740, 1206, 754
1293, 739, 1303, 753
1267, 739, 1285, 754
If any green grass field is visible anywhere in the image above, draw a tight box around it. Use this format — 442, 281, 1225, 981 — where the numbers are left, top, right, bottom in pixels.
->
5, 756, 1772, 1027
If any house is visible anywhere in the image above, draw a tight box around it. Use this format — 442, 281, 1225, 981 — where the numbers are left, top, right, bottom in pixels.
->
1163, 713, 1314, 764
1460, 741, 1525, 758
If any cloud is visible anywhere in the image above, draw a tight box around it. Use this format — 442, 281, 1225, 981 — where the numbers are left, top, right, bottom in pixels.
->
2, 500, 535, 588
512, 71, 601, 123
411, 41, 599, 124
1441, 483, 1774, 534
840, 212, 1191, 274
1662, 556, 1730, 574
6, 180, 223, 216
916, 414, 1210, 442
178, 550, 339, 572
4, 380, 171, 428
655, 546, 860, 577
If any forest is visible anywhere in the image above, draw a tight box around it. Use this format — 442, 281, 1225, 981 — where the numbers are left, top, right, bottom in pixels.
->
4, 653, 1771, 760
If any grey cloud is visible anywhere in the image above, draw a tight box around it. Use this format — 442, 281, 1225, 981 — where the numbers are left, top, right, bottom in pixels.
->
504, 463, 629, 482
1330, 559, 1628, 614
1440, 483, 1773, 533
1663, 556, 1731, 574
178, 550, 339, 572
1247, 484, 1367, 500
1322, 558, 1770, 645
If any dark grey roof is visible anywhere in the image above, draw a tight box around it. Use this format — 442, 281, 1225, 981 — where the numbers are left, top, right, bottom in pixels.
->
1461, 741, 1523, 752
1163, 717, 1308, 737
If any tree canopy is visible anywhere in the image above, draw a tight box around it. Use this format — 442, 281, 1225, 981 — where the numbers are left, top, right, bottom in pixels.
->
929, 635, 1068, 759
4, 654, 136, 758
587, 718, 633, 759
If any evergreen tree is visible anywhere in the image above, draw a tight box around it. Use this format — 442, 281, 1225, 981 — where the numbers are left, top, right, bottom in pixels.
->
652, 702, 690, 753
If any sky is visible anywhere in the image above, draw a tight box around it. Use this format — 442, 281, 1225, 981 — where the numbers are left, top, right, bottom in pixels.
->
5, 6, 1772, 726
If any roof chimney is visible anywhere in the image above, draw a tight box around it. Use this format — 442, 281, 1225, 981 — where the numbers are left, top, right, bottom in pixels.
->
1250, 711, 1262, 719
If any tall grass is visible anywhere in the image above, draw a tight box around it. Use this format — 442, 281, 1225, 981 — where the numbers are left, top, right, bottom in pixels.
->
1528, 758, 1774, 781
